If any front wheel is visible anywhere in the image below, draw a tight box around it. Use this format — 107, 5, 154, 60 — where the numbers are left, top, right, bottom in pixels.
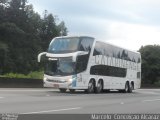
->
59, 88, 67, 93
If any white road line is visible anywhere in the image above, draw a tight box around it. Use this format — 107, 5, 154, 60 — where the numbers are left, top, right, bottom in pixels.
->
142, 99, 160, 102
0, 97, 4, 99
22, 107, 81, 114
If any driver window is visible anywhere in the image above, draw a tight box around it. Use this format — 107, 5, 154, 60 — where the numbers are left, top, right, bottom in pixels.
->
76, 54, 89, 73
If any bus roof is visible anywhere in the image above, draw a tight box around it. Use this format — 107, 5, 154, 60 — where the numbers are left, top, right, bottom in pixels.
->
54, 36, 94, 39
53, 36, 140, 55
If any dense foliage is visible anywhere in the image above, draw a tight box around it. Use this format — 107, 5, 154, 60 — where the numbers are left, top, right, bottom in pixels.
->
139, 45, 160, 85
0, 71, 44, 79
0, 0, 67, 74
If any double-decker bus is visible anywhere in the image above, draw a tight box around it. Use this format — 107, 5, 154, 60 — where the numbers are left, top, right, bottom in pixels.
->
38, 36, 141, 93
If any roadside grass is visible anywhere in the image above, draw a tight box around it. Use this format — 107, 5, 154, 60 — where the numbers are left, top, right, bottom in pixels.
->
0, 71, 44, 79
154, 80, 160, 87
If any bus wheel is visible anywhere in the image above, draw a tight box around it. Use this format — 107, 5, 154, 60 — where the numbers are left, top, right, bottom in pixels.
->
124, 82, 129, 93
59, 88, 67, 93
128, 83, 133, 93
87, 80, 95, 93
69, 89, 75, 93
96, 80, 103, 93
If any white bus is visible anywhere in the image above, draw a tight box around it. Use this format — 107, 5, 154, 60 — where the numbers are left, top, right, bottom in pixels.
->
38, 36, 141, 93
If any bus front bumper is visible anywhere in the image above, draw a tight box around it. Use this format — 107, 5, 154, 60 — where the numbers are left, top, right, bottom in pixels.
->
44, 80, 72, 89
43, 75, 77, 89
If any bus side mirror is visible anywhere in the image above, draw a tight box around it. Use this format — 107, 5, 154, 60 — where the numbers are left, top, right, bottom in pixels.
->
38, 52, 47, 62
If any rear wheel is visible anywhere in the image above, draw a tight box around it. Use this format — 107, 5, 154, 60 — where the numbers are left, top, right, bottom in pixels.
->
120, 82, 129, 93
87, 80, 95, 93
59, 88, 67, 93
96, 80, 103, 93
128, 83, 133, 93
124, 82, 129, 93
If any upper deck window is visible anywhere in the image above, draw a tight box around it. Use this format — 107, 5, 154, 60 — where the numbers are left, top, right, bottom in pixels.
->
48, 37, 94, 54
48, 37, 80, 53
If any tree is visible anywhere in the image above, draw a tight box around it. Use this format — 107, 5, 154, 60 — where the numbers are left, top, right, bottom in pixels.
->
0, 41, 8, 74
0, 0, 68, 74
139, 45, 160, 84
57, 21, 68, 36
0, 0, 9, 23
40, 10, 66, 51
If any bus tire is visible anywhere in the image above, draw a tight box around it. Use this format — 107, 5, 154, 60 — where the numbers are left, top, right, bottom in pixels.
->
69, 89, 75, 93
128, 82, 133, 93
124, 82, 129, 93
59, 88, 67, 93
87, 80, 95, 93
96, 80, 103, 93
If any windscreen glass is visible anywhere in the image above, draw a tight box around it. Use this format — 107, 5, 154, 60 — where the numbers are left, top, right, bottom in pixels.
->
48, 38, 80, 53
45, 57, 75, 76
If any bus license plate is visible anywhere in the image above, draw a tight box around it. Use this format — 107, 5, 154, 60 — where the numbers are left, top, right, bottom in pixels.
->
53, 84, 59, 88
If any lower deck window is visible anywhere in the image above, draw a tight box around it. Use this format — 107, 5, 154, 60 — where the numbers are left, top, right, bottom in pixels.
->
90, 65, 126, 77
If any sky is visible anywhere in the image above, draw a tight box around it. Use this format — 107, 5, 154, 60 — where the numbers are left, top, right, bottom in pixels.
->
28, 0, 160, 51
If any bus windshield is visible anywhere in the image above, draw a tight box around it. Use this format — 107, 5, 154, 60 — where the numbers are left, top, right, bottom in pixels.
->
45, 57, 75, 76
48, 37, 80, 53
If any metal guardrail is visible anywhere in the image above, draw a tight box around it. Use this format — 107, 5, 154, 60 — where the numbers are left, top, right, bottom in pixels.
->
0, 77, 159, 88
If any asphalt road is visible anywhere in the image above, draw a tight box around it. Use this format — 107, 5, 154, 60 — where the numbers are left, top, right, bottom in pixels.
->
0, 88, 160, 114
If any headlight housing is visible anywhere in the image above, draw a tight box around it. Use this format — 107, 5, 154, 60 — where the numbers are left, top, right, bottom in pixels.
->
44, 77, 47, 81
68, 78, 72, 82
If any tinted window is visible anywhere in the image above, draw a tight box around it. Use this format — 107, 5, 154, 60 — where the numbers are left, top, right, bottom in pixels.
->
75, 37, 94, 73
76, 54, 89, 73
90, 65, 127, 77
44, 57, 76, 76
137, 72, 141, 79
79, 38, 94, 52
93, 41, 141, 63
48, 38, 80, 53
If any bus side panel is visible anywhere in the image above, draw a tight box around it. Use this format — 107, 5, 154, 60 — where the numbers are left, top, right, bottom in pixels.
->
74, 73, 90, 89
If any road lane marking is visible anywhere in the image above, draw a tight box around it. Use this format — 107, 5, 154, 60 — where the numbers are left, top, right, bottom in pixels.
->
0, 97, 4, 99
22, 107, 81, 114
142, 99, 160, 102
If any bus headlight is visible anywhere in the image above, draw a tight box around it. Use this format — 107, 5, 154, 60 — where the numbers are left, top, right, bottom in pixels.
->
44, 77, 47, 81
68, 78, 73, 83
67, 76, 77, 82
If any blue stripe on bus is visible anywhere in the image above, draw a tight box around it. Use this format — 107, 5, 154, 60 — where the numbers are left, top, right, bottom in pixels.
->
72, 75, 77, 87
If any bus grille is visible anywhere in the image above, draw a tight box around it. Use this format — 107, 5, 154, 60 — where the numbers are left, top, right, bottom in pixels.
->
46, 79, 66, 83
